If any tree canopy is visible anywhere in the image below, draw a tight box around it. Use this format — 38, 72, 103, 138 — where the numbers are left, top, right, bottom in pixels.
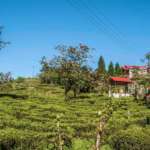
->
108, 61, 114, 76
97, 56, 106, 75
40, 44, 93, 99
114, 62, 122, 76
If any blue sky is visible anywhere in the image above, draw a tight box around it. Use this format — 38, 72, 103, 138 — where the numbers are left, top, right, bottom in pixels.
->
0, 0, 149, 77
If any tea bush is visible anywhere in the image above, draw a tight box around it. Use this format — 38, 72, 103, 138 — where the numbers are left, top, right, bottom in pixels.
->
108, 126, 150, 150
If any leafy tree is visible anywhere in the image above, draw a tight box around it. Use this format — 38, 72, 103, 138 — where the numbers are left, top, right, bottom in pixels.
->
40, 56, 51, 84
114, 62, 122, 76
0, 26, 9, 50
40, 56, 50, 73
96, 56, 110, 95
108, 61, 114, 76
0, 72, 13, 84
97, 56, 106, 75
0, 72, 13, 93
40, 56, 60, 84
40, 44, 91, 100
54, 44, 91, 99
79, 66, 96, 93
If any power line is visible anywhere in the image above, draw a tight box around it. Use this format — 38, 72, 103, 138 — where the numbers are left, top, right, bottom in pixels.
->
85, 0, 131, 48
80, 0, 122, 41
65, 0, 106, 34
66, 0, 115, 39
65, 0, 132, 49
85, 0, 125, 41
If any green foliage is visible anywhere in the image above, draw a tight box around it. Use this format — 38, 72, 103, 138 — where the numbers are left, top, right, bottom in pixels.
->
0, 79, 106, 149
71, 139, 94, 150
145, 52, 150, 67
97, 56, 106, 75
108, 61, 114, 76
96, 56, 109, 95
0, 79, 149, 149
0, 83, 13, 93
114, 62, 122, 76
40, 44, 93, 99
40, 56, 60, 84
55, 44, 92, 98
101, 144, 112, 150
16, 77, 25, 83
103, 98, 150, 150
108, 126, 150, 150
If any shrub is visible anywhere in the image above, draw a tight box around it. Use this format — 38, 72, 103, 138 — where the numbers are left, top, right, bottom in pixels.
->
108, 126, 150, 150
101, 144, 112, 150
71, 139, 94, 150
16, 77, 25, 83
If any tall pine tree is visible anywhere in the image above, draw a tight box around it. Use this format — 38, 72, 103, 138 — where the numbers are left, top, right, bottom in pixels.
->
97, 56, 106, 75
115, 62, 122, 76
108, 61, 114, 76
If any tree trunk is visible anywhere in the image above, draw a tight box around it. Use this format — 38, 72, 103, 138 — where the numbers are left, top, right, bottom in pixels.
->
58, 134, 63, 150
95, 119, 105, 150
64, 86, 69, 100
73, 88, 77, 98
96, 131, 101, 150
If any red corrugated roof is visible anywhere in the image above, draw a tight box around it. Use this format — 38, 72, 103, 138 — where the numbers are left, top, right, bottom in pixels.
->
110, 77, 132, 83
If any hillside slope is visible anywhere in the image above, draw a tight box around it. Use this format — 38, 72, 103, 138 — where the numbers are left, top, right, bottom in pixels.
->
0, 79, 149, 150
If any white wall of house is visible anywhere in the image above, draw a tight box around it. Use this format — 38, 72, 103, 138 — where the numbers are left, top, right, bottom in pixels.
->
129, 68, 148, 79
109, 92, 131, 98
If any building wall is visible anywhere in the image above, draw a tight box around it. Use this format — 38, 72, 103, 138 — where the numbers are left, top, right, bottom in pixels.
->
128, 68, 148, 78
109, 82, 131, 98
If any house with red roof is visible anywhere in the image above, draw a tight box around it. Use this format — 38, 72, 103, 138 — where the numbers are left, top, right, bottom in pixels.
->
108, 65, 150, 98
122, 65, 148, 79
109, 77, 133, 98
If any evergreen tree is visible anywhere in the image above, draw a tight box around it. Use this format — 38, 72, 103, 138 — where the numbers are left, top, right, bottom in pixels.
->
97, 56, 106, 75
145, 52, 150, 67
108, 61, 114, 76
115, 62, 122, 76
